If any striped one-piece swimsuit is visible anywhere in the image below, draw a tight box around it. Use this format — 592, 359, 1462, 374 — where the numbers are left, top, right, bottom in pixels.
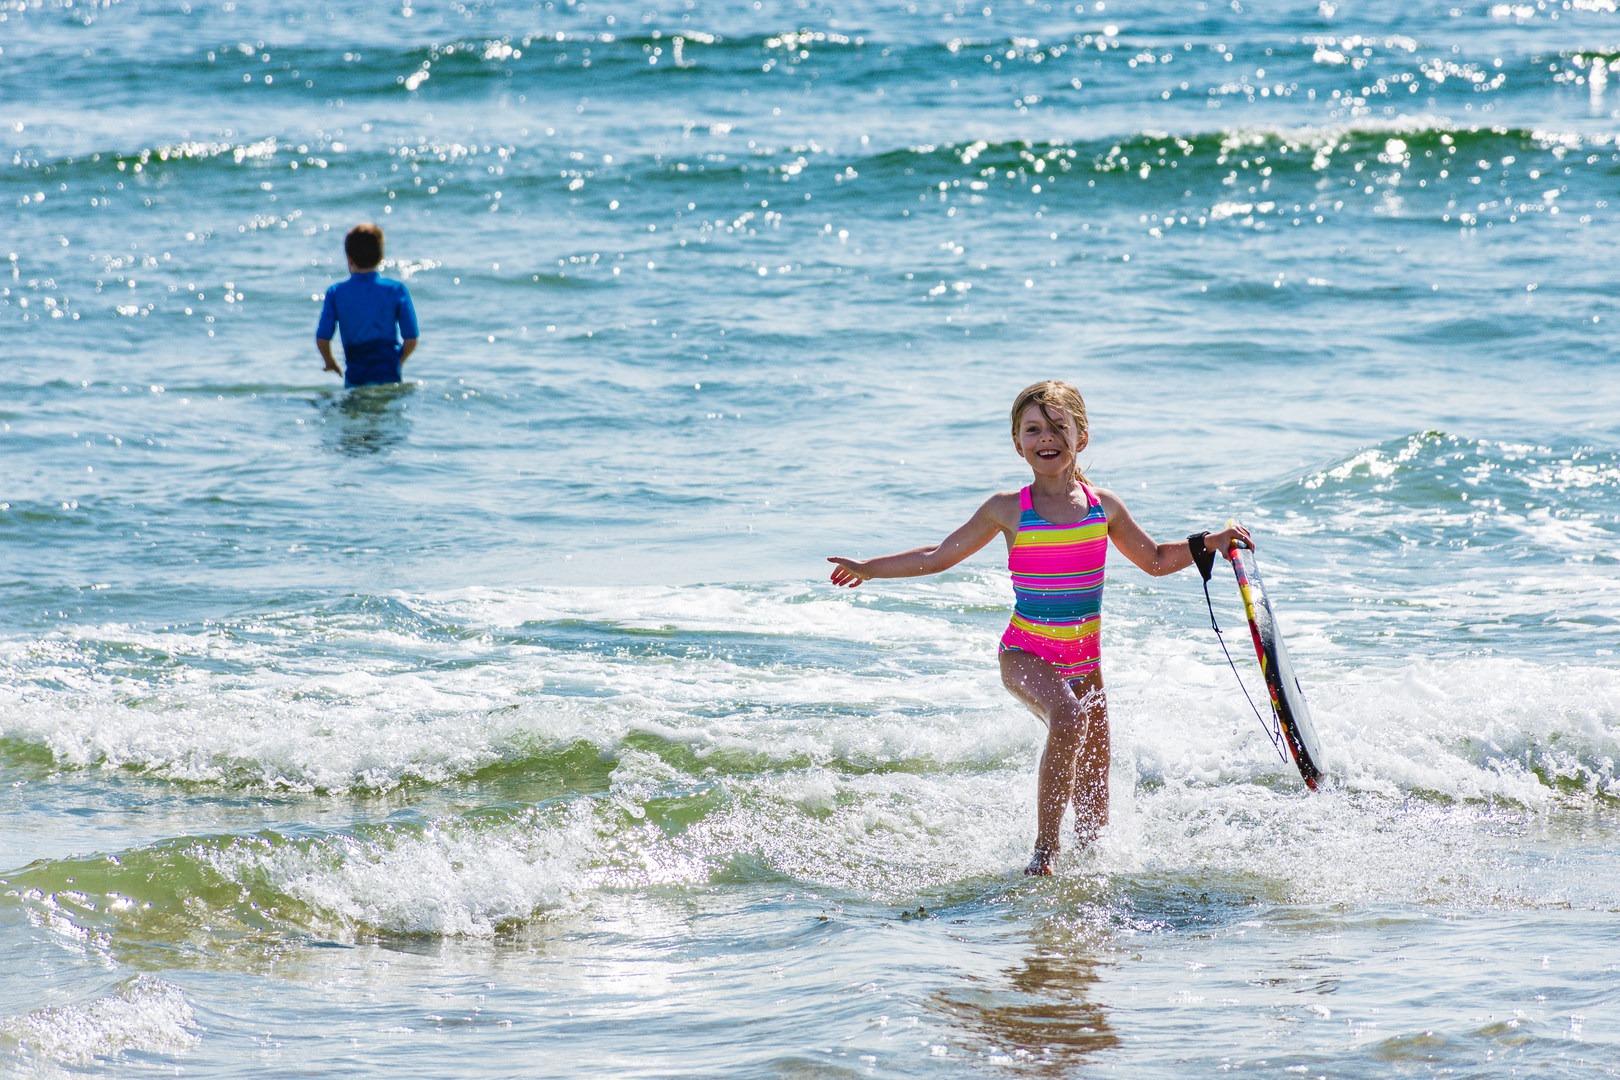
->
998, 483, 1108, 682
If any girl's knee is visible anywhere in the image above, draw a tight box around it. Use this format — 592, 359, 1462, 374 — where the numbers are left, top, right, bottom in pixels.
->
1045, 704, 1089, 746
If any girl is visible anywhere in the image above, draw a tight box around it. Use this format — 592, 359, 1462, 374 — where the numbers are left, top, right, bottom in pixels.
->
828, 380, 1250, 876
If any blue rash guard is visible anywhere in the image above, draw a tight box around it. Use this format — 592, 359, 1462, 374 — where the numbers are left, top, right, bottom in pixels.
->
316, 271, 419, 387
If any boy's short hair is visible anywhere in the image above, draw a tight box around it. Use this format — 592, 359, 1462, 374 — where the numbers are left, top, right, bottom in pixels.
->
345, 223, 385, 269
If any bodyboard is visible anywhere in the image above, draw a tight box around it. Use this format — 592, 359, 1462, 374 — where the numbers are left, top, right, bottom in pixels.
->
1228, 539, 1325, 789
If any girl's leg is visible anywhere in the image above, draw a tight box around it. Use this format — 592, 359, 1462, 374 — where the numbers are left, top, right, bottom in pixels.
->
1000, 652, 1109, 868
1067, 673, 1109, 843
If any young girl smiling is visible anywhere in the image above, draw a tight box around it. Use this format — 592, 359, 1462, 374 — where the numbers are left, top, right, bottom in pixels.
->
828, 380, 1250, 875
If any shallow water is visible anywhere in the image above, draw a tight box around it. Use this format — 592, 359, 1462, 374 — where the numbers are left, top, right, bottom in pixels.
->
3, 0, 1620, 1074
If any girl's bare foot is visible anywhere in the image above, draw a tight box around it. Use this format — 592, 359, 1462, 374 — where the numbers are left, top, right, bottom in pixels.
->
1024, 846, 1055, 876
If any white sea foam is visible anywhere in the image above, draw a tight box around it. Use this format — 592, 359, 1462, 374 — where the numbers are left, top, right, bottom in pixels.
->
204, 804, 602, 938
0, 975, 199, 1067
1, 581, 1615, 810
196, 625, 1617, 918
1117, 633, 1620, 801
0, 583, 1018, 792
4, 568, 1617, 928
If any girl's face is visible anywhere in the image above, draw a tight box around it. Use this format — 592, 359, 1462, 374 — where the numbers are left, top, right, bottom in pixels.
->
1013, 402, 1085, 477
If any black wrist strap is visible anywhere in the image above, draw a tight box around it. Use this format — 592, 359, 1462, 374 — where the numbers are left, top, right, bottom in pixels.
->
1188, 531, 1215, 582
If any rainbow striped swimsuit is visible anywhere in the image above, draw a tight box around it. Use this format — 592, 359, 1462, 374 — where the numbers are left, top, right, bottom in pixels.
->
998, 483, 1108, 682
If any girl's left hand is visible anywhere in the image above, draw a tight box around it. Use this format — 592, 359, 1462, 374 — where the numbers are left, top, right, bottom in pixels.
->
1213, 523, 1253, 558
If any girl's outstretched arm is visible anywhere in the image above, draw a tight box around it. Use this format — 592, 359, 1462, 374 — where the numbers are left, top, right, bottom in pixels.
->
828, 493, 1016, 587
1095, 490, 1251, 577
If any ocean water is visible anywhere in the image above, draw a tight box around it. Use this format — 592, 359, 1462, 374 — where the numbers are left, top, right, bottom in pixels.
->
3, 0, 1620, 1073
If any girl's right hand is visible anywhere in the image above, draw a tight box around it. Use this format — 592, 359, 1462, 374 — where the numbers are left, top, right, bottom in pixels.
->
827, 557, 872, 588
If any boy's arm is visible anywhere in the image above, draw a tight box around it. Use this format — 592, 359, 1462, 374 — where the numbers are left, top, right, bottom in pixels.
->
397, 287, 420, 361
316, 290, 341, 374
316, 338, 342, 375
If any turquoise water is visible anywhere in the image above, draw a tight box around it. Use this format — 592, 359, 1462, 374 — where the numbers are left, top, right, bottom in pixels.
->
4, 0, 1620, 1074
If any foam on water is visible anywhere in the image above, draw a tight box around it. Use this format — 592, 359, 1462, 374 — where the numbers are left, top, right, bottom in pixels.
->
3, 565, 1616, 797
0, 583, 1027, 793
0, 975, 198, 1069
206, 805, 602, 938
2, 573, 1615, 964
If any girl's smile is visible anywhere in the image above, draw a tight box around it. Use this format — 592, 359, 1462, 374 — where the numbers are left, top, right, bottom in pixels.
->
1015, 402, 1086, 475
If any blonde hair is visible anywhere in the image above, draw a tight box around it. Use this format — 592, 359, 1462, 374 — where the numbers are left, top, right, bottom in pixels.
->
1010, 380, 1090, 483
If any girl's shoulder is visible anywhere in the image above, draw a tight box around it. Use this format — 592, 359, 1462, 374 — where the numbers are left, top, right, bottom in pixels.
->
1091, 486, 1127, 514
978, 489, 1025, 530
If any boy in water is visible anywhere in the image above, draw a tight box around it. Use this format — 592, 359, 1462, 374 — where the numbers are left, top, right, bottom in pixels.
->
315, 223, 420, 387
